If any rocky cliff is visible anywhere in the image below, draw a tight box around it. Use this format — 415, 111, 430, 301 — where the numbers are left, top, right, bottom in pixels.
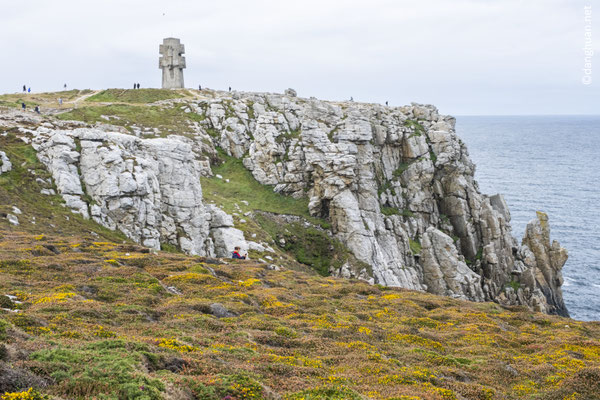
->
0, 89, 568, 316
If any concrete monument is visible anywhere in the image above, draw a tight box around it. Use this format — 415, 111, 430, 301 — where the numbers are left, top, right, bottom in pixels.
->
159, 38, 186, 89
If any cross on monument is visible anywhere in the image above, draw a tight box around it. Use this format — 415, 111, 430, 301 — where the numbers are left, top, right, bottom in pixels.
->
159, 38, 186, 89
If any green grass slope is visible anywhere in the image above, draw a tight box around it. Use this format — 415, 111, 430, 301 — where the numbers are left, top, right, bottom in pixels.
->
201, 153, 371, 278
55, 104, 205, 136
85, 88, 187, 104
0, 90, 93, 110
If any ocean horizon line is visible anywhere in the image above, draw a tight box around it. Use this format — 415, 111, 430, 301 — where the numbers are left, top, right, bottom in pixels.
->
455, 113, 600, 118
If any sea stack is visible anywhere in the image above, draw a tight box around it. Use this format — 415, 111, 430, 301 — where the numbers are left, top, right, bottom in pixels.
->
159, 37, 186, 89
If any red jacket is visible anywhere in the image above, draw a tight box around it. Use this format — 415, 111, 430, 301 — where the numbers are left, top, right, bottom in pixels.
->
232, 251, 246, 259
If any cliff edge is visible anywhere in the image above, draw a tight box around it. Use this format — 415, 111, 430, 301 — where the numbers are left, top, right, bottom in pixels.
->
0, 88, 568, 316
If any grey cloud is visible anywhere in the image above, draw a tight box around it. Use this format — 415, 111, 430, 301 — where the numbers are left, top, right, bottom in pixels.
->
1, 0, 597, 114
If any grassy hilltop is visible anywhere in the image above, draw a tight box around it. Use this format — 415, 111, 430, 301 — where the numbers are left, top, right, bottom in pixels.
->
0, 90, 599, 400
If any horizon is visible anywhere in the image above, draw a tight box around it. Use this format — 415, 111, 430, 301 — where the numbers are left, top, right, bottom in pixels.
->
1, 0, 597, 116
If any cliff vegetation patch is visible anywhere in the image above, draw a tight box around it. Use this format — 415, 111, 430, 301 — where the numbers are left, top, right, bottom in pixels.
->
85, 88, 186, 104
201, 152, 312, 219
56, 103, 206, 136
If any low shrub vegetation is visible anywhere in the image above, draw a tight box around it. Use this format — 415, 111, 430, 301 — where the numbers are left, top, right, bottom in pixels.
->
0, 230, 597, 399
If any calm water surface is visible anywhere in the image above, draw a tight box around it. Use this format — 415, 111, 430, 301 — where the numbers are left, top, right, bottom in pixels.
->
456, 115, 600, 321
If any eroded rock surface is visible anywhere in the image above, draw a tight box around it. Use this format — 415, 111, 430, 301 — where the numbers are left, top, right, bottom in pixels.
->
189, 92, 568, 316
29, 126, 245, 257
0, 92, 569, 316
504, 211, 569, 316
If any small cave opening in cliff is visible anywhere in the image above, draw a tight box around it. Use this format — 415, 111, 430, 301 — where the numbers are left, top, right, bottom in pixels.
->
319, 199, 331, 220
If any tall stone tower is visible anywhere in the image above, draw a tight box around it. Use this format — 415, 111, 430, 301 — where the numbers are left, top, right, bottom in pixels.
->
159, 38, 186, 89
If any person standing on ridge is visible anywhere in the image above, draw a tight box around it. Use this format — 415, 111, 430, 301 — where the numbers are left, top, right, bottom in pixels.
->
198, 85, 202, 90
231, 246, 246, 259
228, 86, 231, 92
64, 83, 67, 90
27, 87, 31, 93
386, 101, 389, 106
22, 85, 26, 92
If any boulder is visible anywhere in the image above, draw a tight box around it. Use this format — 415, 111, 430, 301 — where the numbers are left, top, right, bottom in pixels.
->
284, 88, 297, 97
209, 303, 237, 318
0, 151, 11, 174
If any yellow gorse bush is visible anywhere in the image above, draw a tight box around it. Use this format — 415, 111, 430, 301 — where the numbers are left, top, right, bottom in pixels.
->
238, 278, 261, 287
262, 295, 293, 309
1, 388, 48, 400
93, 325, 117, 338
34, 292, 76, 304
164, 273, 216, 284
157, 338, 199, 353
387, 333, 444, 351
270, 354, 323, 368
358, 326, 372, 335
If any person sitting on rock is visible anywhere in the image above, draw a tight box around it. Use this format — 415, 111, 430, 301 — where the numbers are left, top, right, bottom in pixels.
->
231, 246, 246, 259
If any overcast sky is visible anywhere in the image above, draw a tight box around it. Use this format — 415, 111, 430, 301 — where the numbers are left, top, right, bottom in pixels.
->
1, 0, 598, 115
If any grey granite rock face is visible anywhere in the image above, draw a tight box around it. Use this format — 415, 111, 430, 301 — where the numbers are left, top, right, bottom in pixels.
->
420, 227, 484, 301
191, 91, 568, 315
0, 92, 568, 315
31, 127, 246, 257
514, 212, 568, 316
206, 204, 248, 258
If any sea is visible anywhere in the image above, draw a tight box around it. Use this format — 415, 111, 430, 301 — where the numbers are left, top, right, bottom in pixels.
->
455, 115, 600, 322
